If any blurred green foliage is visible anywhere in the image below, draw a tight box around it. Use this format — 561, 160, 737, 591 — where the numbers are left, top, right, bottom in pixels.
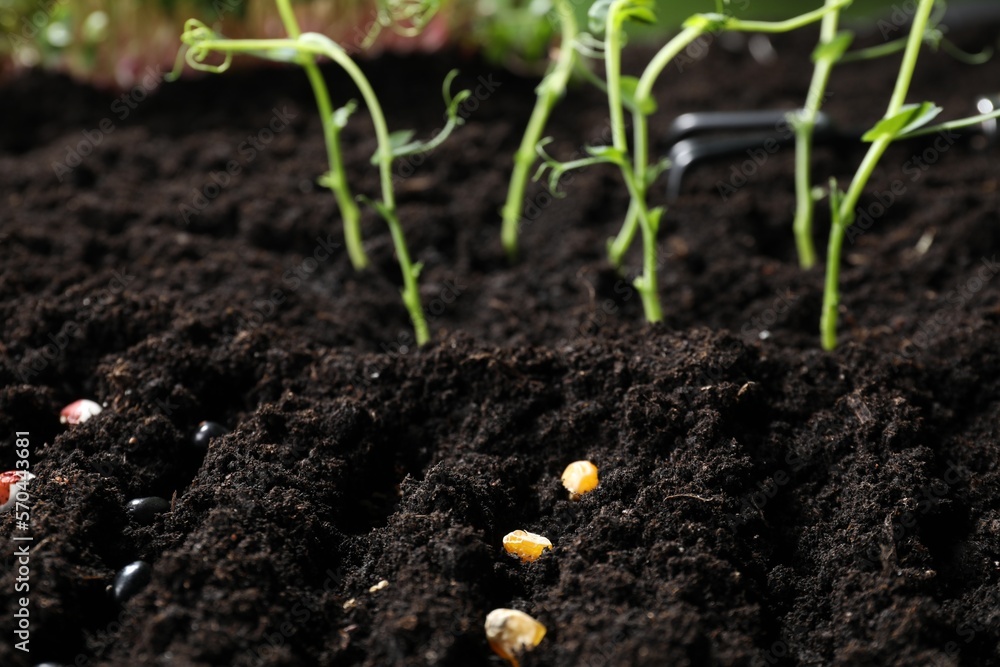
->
0, 0, 984, 83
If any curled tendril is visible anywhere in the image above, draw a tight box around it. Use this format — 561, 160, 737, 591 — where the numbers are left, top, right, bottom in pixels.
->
532, 138, 625, 196
370, 69, 471, 164
362, 0, 443, 49
574, 32, 608, 59
177, 19, 233, 74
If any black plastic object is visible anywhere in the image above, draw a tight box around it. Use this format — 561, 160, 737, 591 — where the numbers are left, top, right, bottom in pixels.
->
663, 110, 842, 201
661, 104, 993, 200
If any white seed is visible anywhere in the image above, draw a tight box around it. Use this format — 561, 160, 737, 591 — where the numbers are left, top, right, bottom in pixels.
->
369, 580, 389, 593
485, 608, 546, 667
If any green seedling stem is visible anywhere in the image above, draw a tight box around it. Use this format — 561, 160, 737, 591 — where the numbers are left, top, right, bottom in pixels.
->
594, 0, 851, 320
791, 0, 849, 269
275, 0, 367, 271
500, 0, 578, 262
819, 0, 935, 350
174, 4, 471, 346
790, 0, 991, 271
605, 1, 666, 321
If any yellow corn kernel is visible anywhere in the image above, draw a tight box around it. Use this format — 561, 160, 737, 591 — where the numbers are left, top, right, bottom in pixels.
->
502, 530, 552, 562
485, 608, 546, 667
561, 460, 599, 499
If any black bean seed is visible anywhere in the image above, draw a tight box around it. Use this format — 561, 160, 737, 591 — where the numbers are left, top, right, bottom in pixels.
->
113, 561, 151, 603
126, 497, 170, 525
192, 421, 229, 450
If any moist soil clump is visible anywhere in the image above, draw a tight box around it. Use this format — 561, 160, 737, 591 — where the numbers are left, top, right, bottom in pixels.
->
1, 20, 999, 667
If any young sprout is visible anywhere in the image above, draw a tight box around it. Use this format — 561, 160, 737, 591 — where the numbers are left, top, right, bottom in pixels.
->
170, 0, 470, 345
790, 0, 986, 269
819, 0, 1000, 349
485, 608, 546, 667
561, 460, 598, 500
500, 0, 578, 261
502, 530, 553, 562
537, 0, 850, 323
789, 0, 853, 269
60, 399, 103, 425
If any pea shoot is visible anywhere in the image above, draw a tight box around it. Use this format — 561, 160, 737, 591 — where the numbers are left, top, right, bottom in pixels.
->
500, 0, 579, 261
170, 0, 470, 345
819, 0, 1000, 349
536, 0, 851, 323
790, 0, 989, 270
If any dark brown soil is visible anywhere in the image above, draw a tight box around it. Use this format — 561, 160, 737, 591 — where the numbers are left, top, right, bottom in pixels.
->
2, 18, 999, 667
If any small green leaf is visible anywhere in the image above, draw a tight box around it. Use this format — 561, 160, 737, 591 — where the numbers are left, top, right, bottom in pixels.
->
317, 171, 336, 190
590, 0, 655, 32
332, 100, 358, 129
619, 76, 657, 115
897, 102, 943, 137
585, 145, 627, 165
588, 0, 613, 33
861, 102, 941, 142
812, 31, 853, 63
647, 206, 664, 234
683, 13, 728, 32
646, 157, 671, 186
388, 130, 417, 151
621, 5, 656, 25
